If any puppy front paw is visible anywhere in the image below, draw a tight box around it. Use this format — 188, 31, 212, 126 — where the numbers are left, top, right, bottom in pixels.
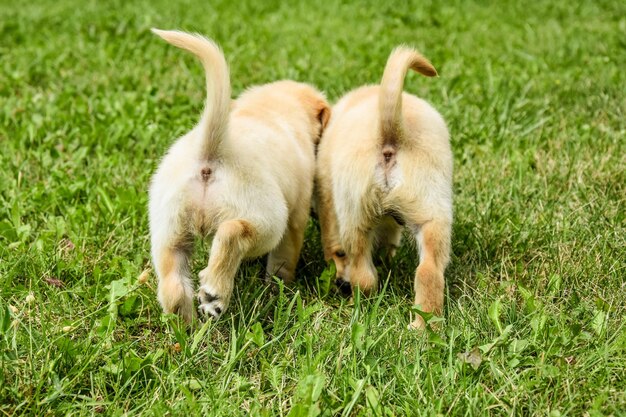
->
197, 285, 225, 319
408, 316, 426, 331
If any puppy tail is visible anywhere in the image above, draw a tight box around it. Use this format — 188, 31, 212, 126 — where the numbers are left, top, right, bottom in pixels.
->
152, 28, 230, 159
379, 46, 437, 149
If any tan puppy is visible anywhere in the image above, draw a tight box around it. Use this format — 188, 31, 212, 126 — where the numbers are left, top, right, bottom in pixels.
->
149, 29, 330, 322
316, 47, 452, 329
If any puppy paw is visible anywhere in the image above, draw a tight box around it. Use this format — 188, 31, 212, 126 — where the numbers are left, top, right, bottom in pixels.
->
266, 259, 295, 284
386, 245, 398, 260
197, 285, 225, 319
274, 266, 295, 284
408, 315, 430, 331
158, 279, 194, 323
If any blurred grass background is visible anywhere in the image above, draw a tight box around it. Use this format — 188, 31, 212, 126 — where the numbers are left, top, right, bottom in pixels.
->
0, 0, 624, 415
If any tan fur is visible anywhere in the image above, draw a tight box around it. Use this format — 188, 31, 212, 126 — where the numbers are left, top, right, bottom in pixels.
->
316, 46, 452, 330
149, 29, 330, 322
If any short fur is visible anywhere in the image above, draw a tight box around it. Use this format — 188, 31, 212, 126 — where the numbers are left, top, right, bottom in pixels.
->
149, 29, 330, 322
316, 46, 452, 329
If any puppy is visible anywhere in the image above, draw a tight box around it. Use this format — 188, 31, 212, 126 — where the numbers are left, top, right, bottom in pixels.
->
316, 46, 452, 330
149, 29, 330, 322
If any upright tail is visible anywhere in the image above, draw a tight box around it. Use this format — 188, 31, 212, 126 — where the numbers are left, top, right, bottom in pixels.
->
152, 29, 231, 159
379, 46, 437, 150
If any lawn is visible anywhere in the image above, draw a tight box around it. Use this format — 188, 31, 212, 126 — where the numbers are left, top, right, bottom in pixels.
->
1, 0, 625, 415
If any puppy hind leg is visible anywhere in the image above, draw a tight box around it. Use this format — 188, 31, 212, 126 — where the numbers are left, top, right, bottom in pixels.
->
154, 244, 195, 323
267, 209, 308, 283
198, 219, 257, 319
410, 219, 451, 330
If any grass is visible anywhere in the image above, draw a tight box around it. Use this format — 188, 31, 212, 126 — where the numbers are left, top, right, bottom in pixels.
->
1, 0, 625, 415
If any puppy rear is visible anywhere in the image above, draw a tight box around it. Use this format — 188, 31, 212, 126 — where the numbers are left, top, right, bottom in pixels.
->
149, 30, 330, 323
378, 47, 438, 163
149, 29, 233, 322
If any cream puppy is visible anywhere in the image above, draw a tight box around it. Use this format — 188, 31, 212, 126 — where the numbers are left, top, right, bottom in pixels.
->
149, 29, 330, 322
316, 47, 452, 329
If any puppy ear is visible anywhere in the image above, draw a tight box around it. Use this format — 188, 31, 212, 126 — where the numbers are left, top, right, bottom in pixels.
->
317, 102, 331, 130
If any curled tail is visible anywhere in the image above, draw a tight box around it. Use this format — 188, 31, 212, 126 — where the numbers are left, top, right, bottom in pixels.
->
152, 28, 231, 159
379, 46, 437, 151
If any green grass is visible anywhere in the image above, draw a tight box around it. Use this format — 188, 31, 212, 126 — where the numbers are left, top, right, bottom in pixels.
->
1, 0, 625, 415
